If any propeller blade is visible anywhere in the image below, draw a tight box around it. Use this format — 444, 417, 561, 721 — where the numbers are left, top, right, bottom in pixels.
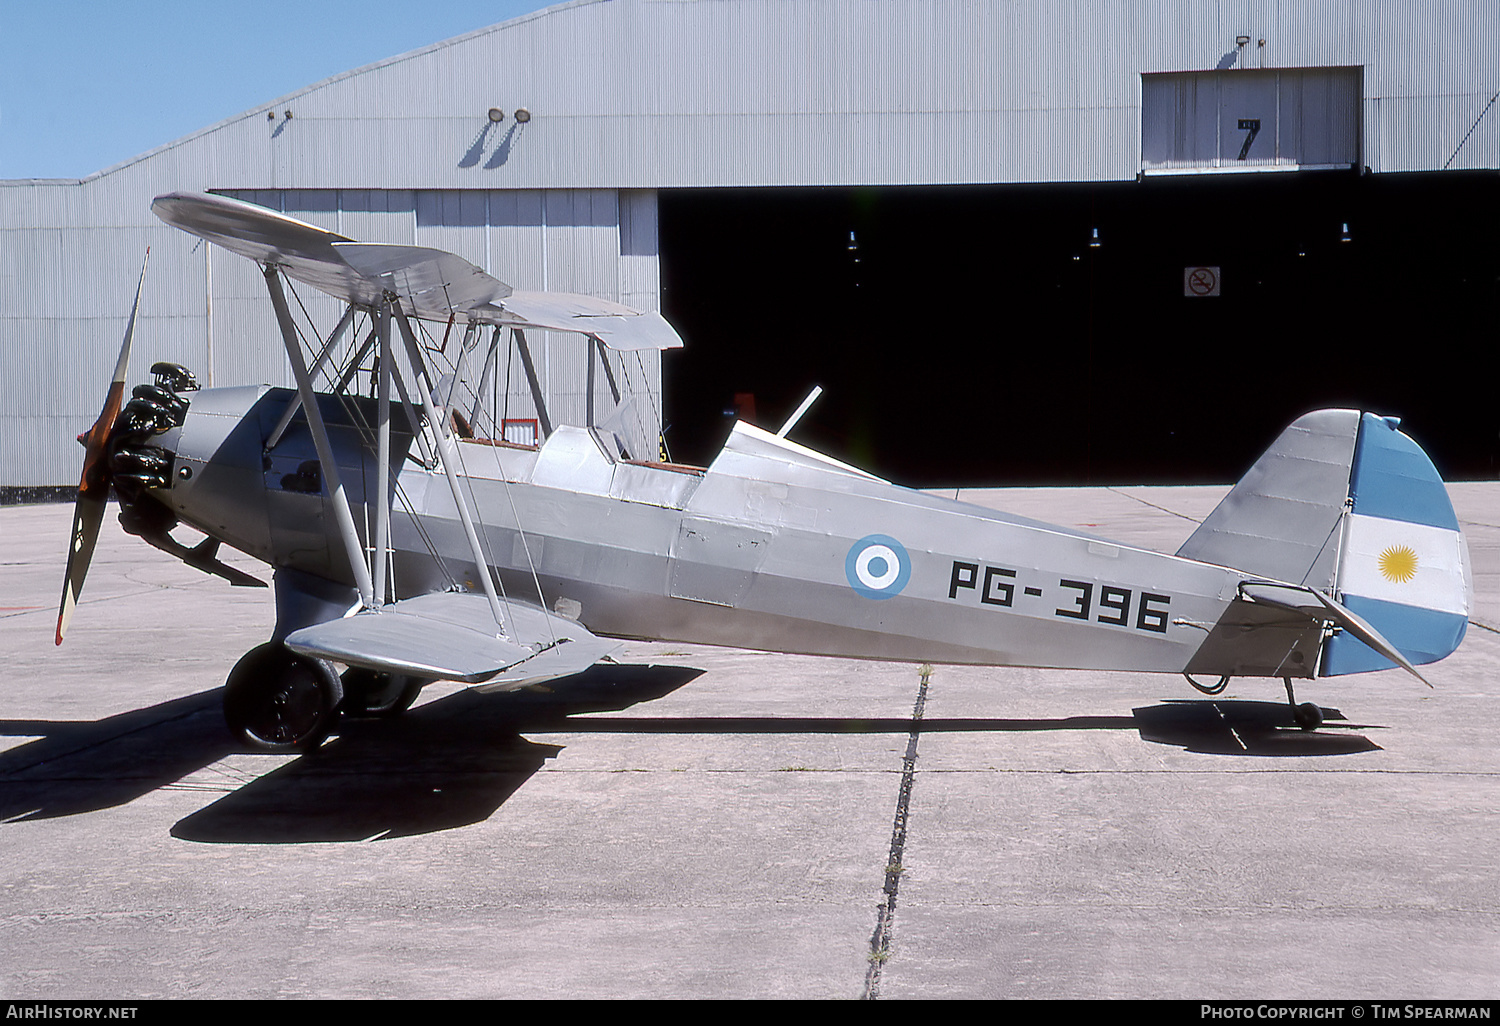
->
56, 249, 149, 645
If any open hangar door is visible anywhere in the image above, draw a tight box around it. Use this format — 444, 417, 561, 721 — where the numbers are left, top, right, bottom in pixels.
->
658, 172, 1499, 487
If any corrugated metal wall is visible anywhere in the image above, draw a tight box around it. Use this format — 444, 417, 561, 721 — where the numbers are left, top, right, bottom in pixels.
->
74, 0, 1491, 192
0, 181, 663, 484
3, 0, 1498, 484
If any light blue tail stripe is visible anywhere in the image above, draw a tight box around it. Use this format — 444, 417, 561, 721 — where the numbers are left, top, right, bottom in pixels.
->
1321, 594, 1469, 676
1349, 413, 1458, 531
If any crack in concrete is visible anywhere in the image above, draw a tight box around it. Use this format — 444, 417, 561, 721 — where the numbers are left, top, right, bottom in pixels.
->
861, 663, 930, 1000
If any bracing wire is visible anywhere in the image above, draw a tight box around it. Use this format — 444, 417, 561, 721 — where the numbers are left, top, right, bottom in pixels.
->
459, 325, 558, 646
281, 289, 586, 647
284, 277, 327, 369
280, 278, 317, 364
443, 333, 516, 612
402, 300, 528, 637
324, 340, 459, 601
292, 295, 457, 597
617, 347, 666, 461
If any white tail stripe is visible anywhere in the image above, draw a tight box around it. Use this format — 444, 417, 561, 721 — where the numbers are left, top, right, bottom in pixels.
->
1339, 513, 1469, 617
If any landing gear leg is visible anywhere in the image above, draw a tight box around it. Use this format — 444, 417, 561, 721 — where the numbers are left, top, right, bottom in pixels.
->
341, 668, 424, 718
224, 642, 343, 752
1283, 676, 1324, 732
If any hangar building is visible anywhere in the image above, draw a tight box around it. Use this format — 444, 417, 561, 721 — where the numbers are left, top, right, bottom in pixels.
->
2, 0, 1497, 494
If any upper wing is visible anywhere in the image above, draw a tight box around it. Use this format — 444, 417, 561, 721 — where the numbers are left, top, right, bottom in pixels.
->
152, 191, 682, 350
496, 292, 683, 351
332, 241, 512, 313
151, 191, 375, 303
283, 592, 620, 691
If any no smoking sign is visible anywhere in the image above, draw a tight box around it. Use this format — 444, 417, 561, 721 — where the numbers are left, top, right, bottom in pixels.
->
1184, 266, 1221, 297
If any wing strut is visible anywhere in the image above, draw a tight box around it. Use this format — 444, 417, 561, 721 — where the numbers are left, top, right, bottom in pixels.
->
264, 265, 376, 610
266, 303, 358, 451
470, 327, 503, 431
586, 336, 622, 428
372, 299, 393, 607
511, 328, 554, 438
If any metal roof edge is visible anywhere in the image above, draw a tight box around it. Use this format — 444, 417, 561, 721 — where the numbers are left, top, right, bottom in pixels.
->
0, 177, 86, 188
0, 0, 607, 188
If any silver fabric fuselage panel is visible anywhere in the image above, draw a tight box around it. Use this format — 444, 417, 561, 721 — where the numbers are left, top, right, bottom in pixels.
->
391, 423, 1264, 673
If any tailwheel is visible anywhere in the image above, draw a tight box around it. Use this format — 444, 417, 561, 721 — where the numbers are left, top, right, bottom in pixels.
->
224, 642, 342, 752
1293, 702, 1324, 732
1283, 677, 1324, 732
340, 668, 425, 718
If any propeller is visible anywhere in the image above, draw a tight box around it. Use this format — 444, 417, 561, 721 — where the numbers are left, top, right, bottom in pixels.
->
56, 249, 149, 646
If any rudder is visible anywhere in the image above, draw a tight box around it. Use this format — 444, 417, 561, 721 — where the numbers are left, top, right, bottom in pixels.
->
1321, 413, 1470, 675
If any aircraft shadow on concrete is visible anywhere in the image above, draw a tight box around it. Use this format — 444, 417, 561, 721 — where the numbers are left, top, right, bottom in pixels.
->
1131, 700, 1384, 756
2, 676, 1378, 844
0, 688, 232, 824
525, 699, 1382, 757
170, 663, 704, 844
0, 663, 700, 839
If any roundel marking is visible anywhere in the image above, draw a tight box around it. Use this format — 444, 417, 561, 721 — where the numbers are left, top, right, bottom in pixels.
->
846, 535, 911, 600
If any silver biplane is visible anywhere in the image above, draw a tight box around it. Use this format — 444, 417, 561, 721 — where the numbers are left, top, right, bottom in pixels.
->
58, 192, 1471, 751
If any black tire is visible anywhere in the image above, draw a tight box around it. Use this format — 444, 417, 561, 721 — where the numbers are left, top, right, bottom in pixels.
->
224, 642, 342, 752
1294, 702, 1324, 732
340, 668, 425, 717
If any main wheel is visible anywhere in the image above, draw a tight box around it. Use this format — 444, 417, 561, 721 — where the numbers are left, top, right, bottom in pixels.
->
341, 668, 424, 718
224, 642, 342, 752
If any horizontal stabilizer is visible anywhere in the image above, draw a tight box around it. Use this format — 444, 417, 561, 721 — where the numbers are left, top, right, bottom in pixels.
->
1240, 581, 1431, 687
284, 592, 618, 686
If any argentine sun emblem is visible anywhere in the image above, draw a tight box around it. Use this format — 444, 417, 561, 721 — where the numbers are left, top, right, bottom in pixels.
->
1378, 544, 1419, 584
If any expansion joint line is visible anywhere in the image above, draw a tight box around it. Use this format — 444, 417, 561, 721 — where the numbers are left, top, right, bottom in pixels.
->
862, 662, 931, 1000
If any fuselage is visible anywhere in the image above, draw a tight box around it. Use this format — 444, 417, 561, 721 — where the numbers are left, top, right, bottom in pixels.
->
152, 385, 1309, 679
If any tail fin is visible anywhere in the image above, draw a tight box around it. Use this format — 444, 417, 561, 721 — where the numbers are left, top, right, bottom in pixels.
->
1322, 413, 1470, 675
1176, 409, 1360, 590
1177, 410, 1471, 676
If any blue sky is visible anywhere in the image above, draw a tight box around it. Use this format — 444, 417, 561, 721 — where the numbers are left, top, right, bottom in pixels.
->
0, 0, 555, 179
